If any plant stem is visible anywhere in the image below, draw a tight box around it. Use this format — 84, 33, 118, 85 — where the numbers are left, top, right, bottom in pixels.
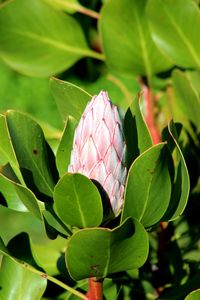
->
139, 79, 161, 144
86, 277, 103, 300
139, 78, 169, 294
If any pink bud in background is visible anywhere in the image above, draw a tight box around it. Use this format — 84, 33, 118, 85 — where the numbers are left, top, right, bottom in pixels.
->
68, 91, 127, 216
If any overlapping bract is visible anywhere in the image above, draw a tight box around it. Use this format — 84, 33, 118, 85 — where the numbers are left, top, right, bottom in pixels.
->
68, 91, 126, 215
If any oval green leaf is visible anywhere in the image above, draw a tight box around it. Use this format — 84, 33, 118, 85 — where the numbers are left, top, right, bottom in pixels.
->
121, 143, 171, 227
54, 173, 103, 228
66, 218, 149, 280
162, 121, 190, 221
6, 110, 57, 200
0, 0, 102, 77
147, 0, 200, 68
100, 0, 172, 78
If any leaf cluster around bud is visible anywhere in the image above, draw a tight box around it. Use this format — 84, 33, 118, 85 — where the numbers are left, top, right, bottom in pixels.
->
0, 82, 189, 285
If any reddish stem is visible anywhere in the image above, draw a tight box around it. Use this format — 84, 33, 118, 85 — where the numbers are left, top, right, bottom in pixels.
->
140, 82, 161, 144
86, 278, 103, 300
139, 79, 169, 294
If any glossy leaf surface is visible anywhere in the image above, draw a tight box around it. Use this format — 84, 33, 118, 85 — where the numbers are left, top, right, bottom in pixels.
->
147, 0, 200, 68
66, 218, 148, 280
100, 0, 172, 77
54, 173, 103, 228
122, 143, 171, 227
162, 122, 190, 221
0, 0, 94, 76
5, 110, 57, 200
0, 172, 42, 220
185, 290, 200, 300
0, 256, 46, 300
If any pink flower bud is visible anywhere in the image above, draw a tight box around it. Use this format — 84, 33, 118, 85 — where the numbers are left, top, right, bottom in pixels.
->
68, 91, 126, 216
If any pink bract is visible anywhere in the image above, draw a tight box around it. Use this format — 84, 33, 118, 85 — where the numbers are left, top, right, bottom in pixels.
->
68, 91, 127, 215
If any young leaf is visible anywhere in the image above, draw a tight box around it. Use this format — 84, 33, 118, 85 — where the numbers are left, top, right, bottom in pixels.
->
5, 110, 58, 200
56, 116, 77, 177
124, 95, 152, 169
162, 122, 190, 221
54, 173, 103, 228
100, 0, 172, 78
50, 78, 91, 120
0, 0, 100, 77
65, 218, 148, 281
121, 143, 171, 227
147, 0, 200, 68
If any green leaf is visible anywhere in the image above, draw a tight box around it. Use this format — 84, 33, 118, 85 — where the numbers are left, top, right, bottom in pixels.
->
31, 236, 67, 275
121, 143, 171, 227
0, 237, 9, 256
124, 96, 152, 169
0, 114, 23, 182
185, 290, 200, 300
172, 69, 200, 128
162, 122, 190, 221
0, 0, 102, 77
0, 171, 43, 220
56, 116, 77, 177
187, 70, 200, 95
54, 173, 103, 228
6, 232, 43, 269
100, 0, 172, 78
5, 110, 58, 200
0, 234, 82, 300
0, 256, 47, 300
0, 205, 46, 244
147, 0, 200, 68
66, 218, 148, 280
0, 173, 27, 211
50, 78, 91, 120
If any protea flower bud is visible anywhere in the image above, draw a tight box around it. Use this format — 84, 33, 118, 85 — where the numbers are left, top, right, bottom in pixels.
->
68, 91, 126, 216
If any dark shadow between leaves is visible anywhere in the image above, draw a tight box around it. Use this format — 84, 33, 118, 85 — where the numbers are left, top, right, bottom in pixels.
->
91, 179, 115, 226
20, 167, 53, 203
7, 232, 43, 271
